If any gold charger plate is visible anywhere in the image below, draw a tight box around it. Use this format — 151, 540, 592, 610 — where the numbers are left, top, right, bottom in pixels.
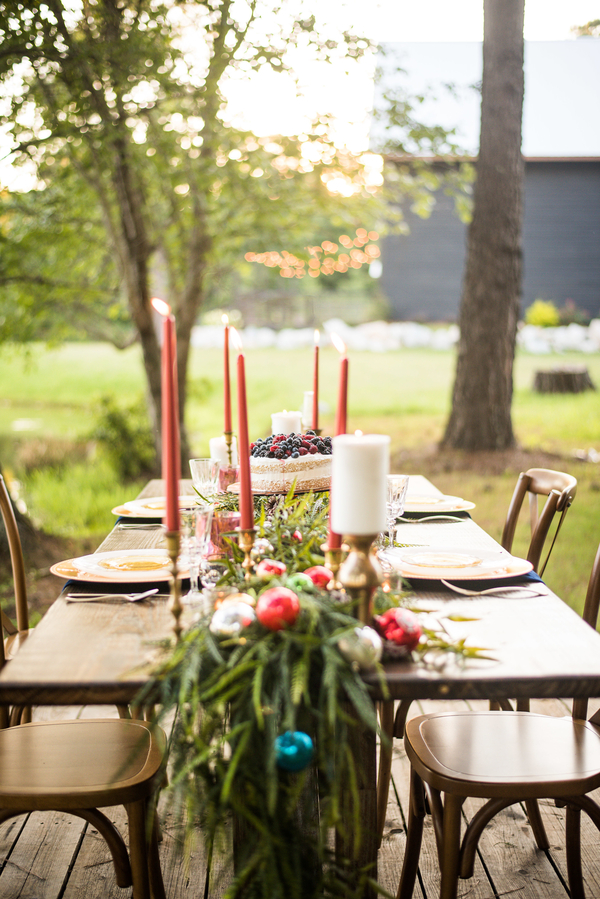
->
51, 549, 189, 583
112, 495, 197, 517
404, 494, 475, 513
383, 548, 533, 581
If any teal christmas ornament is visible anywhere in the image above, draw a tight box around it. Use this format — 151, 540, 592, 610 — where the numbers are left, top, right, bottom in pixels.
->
275, 731, 314, 772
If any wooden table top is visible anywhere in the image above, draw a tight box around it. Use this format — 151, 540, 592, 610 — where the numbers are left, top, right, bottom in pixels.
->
2, 476, 600, 706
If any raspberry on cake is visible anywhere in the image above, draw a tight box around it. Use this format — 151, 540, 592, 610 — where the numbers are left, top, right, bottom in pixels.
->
249, 432, 332, 492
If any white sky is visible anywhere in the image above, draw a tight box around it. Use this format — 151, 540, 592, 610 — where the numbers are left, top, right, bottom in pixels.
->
347, 0, 600, 42
224, 0, 600, 148
2, 0, 599, 188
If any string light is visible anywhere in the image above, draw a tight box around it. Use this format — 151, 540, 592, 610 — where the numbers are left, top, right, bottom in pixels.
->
245, 229, 380, 279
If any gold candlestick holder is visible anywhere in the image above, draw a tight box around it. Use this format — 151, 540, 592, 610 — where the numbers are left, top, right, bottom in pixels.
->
224, 430, 234, 468
337, 533, 382, 625
322, 542, 344, 591
166, 530, 182, 641
237, 527, 256, 580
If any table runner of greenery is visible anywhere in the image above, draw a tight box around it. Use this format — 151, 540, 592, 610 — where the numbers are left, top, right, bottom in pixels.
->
144, 491, 482, 899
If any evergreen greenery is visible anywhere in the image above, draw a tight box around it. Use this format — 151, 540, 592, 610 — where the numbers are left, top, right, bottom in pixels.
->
145, 492, 489, 897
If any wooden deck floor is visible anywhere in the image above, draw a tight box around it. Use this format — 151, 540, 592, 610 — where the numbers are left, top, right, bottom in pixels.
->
1, 698, 600, 899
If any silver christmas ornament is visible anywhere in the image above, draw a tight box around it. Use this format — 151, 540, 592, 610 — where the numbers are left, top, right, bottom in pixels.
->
209, 601, 256, 637
337, 626, 383, 670
250, 538, 275, 562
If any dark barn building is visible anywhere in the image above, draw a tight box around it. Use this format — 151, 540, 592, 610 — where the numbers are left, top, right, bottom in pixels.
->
380, 157, 600, 322
376, 41, 600, 322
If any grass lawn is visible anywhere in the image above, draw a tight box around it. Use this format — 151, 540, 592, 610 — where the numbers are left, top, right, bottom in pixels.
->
1, 341, 600, 615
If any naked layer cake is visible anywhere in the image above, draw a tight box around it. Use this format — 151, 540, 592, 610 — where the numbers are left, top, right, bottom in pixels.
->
249, 432, 332, 492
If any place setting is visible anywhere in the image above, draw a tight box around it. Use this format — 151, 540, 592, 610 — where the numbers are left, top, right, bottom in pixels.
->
401, 493, 476, 515
111, 494, 197, 519
50, 547, 189, 584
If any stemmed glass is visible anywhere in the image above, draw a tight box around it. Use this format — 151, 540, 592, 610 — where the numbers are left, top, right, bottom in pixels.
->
385, 474, 410, 549
189, 458, 220, 502
181, 504, 214, 606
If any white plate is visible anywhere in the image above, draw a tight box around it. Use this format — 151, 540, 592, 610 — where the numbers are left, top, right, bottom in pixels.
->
51, 549, 187, 583
383, 547, 533, 581
113, 496, 197, 518
403, 494, 475, 513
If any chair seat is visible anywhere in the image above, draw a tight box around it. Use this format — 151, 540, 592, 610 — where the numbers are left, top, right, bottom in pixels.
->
4, 628, 32, 661
0, 718, 166, 810
406, 711, 600, 798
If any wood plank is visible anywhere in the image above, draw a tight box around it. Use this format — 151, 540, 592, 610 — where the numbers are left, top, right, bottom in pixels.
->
460, 795, 569, 899
0, 811, 85, 898
545, 785, 600, 899
369, 591, 600, 703
384, 699, 498, 899
60, 806, 126, 899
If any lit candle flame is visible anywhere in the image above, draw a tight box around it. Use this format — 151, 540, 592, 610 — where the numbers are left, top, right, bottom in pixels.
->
222, 313, 229, 325
314, 328, 320, 346
331, 332, 347, 356
151, 297, 171, 317
230, 326, 243, 352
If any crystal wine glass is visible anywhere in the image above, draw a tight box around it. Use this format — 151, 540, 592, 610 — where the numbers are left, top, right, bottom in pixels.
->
182, 504, 214, 606
189, 458, 220, 502
385, 474, 410, 549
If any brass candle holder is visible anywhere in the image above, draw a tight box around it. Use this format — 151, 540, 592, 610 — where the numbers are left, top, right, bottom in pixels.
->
337, 533, 383, 625
322, 542, 344, 591
224, 430, 234, 467
166, 530, 182, 641
237, 527, 256, 580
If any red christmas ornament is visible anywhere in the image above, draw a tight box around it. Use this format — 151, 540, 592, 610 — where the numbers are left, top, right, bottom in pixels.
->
256, 587, 300, 631
303, 565, 333, 588
375, 608, 422, 650
256, 558, 287, 579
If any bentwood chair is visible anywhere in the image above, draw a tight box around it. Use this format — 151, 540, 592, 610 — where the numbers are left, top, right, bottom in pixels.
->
377, 467, 578, 841
0, 473, 144, 724
0, 473, 33, 725
0, 644, 167, 899
500, 467, 577, 577
397, 541, 600, 899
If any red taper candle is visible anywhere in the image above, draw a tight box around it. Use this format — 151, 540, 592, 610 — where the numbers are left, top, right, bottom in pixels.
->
223, 313, 232, 433
152, 297, 180, 533
312, 329, 319, 431
332, 333, 348, 437
328, 332, 349, 549
231, 328, 254, 530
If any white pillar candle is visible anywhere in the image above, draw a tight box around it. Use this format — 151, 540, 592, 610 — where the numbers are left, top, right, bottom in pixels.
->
271, 410, 302, 435
209, 435, 238, 466
331, 434, 390, 535
301, 391, 314, 428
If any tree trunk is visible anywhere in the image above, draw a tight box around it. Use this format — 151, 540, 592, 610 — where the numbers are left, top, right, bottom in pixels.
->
442, 0, 525, 451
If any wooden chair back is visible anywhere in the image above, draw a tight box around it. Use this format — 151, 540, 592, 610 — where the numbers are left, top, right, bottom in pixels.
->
0, 473, 29, 638
574, 541, 600, 722
500, 467, 577, 576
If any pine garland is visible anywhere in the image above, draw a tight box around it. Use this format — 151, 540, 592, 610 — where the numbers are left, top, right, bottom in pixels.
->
146, 490, 488, 898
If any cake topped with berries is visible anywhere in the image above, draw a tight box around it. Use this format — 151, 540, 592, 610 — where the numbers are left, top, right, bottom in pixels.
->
249, 431, 332, 493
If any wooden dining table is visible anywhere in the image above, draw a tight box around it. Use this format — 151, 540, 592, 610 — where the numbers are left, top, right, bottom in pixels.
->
2, 475, 600, 894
